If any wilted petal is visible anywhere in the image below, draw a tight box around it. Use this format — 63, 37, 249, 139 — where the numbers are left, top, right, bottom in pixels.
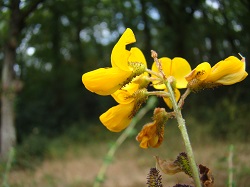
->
99, 103, 134, 132
136, 121, 164, 148
82, 67, 131, 95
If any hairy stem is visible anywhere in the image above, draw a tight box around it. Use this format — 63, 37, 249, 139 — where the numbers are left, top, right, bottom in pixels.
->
150, 50, 201, 186
165, 80, 201, 187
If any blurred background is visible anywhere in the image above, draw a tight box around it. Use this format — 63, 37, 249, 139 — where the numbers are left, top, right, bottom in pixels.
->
1, 0, 250, 186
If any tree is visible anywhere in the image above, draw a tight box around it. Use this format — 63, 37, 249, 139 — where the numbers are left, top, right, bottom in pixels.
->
0, 0, 44, 160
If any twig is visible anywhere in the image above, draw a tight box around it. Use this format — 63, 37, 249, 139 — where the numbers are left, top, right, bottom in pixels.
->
151, 50, 201, 187
228, 144, 234, 187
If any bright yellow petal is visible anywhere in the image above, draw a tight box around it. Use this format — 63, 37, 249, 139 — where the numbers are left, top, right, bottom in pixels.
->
99, 103, 134, 132
160, 57, 172, 76
206, 56, 247, 85
123, 82, 139, 93
129, 47, 147, 68
111, 89, 134, 104
151, 76, 164, 90
82, 67, 131, 95
111, 28, 135, 71
171, 57, 191, 88
112, 82, 139, 103
151, 57, 172, 89
163, 88, 180, 109
185, 62, 211, 82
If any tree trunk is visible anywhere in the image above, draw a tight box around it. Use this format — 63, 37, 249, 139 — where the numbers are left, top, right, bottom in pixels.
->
0, 0, 20, 161
0, 0, 44, 160
1, 46, 16, 160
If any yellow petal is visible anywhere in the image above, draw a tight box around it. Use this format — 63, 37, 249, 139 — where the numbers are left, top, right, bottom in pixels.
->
111, 89, 134, 104
171, 57, 191, 88
206, 56, 247, 85
99, 103, 134, 132
112, 82, 139, 104
185, 62, 211, 81
82, 67, 131, 95
151, 57, 172, 89
160, 57, 172, 76
129, 47, 147, 67
163, 88, 180, 109
123, 82, 139, 93
111, 28, 135, 71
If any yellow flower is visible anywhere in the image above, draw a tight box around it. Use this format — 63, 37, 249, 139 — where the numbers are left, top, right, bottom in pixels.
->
136, 108, 168, 148
82, 28, 147, 95
185, 56, 248, 91
100, 83, 148, 132
152, 57, 191, 108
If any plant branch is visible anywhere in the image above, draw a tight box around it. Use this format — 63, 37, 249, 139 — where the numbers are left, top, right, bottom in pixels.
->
178, 88, 191, 108
165, 80, 201, 187
150, 50, 201, 187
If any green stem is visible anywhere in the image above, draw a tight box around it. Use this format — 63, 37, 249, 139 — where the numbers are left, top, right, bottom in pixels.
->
228, 144, 234, 187
94, 96, 158, 187
165, 81, 201, 187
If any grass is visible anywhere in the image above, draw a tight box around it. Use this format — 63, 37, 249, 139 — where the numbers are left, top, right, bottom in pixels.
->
1, 118, 250, 187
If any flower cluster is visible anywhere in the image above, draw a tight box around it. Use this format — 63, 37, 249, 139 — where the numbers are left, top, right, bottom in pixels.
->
82, 28, 248, 148
82, 28, 149, 132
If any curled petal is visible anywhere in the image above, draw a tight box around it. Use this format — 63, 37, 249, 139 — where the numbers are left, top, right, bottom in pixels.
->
82, 67, 131, 95
111, 28, 135, 71
99, 103, 134, 132
138, 136, 150, 149
185, 62, 211, 82
206, 56, 248, 85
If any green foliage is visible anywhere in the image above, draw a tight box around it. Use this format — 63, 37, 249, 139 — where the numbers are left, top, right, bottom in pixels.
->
186, 86, 250, 141
15, 134, 49, 168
